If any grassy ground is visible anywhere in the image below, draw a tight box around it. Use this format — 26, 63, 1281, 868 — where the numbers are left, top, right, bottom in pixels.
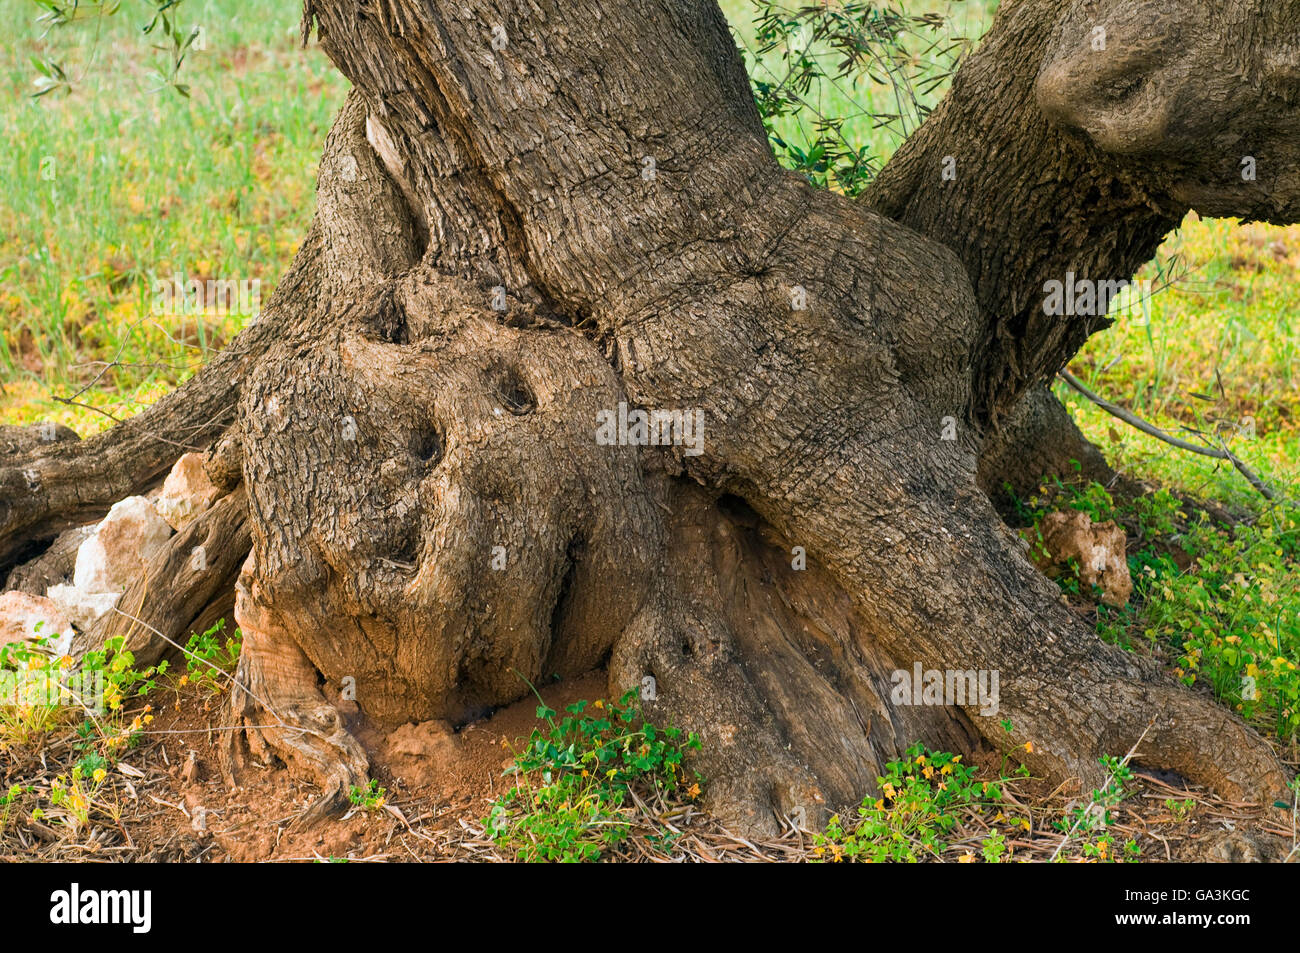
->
2, 1, 1297, 858
0, 0, 346, 431
1065, 217, 1300, 507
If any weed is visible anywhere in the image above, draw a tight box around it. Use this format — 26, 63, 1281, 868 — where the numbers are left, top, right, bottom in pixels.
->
812, 743, 1001, 862
0, 630, 164, 795
348, 779, 386, 812
47, 764, 104, 830
1164, 797, 1196, 823
0, 784, 32, 835
485, 688, 702, 862
181, 619, 242, 694
1051, 754, 1141, 863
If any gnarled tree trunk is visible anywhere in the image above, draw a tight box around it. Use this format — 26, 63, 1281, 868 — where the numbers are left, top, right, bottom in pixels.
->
4, 0, 1297, 834
873, 0, 1300, 502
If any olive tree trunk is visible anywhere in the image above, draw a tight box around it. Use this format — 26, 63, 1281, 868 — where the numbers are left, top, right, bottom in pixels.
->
3, 0, 1295, 833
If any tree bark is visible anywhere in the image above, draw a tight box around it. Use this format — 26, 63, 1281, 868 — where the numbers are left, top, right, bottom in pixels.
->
4, 0, 1294, 834
869, 0, 1300, 494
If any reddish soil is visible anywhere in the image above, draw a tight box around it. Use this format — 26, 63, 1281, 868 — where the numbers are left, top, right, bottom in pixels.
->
121, 670, 609, 862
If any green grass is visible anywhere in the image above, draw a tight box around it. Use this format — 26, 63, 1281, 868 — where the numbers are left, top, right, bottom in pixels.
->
0, 0, 347, 433
1017, 478, 1300, 747
1064, 214, 1300, 507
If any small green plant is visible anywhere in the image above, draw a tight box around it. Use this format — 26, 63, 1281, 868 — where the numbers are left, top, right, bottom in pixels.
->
485, 688, 702, 863
347, 779, 386, 812
76, 749, 109, 778
0, 632, 70, 746
1051, 754, 1140, 863
182, 619, 242, 693
0, 632, 163, 757
980, 827, 1007, 863
81, 635, 168, 713
1164, 797, 1196, 823
1061, 479, 1120, 524
47, 763, 106, 829
813, 744, 1001, 862
997, 720, 1033, 781
1, 784, 32, 835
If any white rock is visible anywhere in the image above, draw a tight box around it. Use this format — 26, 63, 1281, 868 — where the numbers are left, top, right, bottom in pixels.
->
47, 585, 121, 633
0, 590, 75, 653
154, 452, 221, 530
73, 496, 174, 594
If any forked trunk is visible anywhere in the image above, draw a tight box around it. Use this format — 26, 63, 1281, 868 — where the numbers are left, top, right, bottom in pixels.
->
3, 0, 1294, 833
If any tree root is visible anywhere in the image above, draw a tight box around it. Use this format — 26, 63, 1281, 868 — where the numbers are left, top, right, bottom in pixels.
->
83, 486, 251, 668
0, 357, 243, 571
220, 555, 370, 827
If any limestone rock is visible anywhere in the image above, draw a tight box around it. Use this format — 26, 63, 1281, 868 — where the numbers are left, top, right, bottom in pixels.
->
47, 585, 121, 632
154, 453, 221, 530
0, 590, 75, 653
73, 496, 173, 594
1032, 509, 1132, 607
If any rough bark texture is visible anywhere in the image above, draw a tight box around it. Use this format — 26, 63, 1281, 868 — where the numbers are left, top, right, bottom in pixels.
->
869, 0, 1300, 491
976, 385, 1123, 508
3, 0, 1296, 834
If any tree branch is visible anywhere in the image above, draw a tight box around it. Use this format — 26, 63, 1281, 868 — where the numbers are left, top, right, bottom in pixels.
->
1058, 369, 1276, 501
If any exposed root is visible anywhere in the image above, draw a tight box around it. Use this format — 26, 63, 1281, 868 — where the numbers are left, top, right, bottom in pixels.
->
221, 555, 370, 827
0, 351, 247, 570
83, 487, 251, 668
612, 484, 983, 834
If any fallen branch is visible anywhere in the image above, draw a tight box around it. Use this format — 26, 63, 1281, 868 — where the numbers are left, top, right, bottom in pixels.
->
1058, 369, 1277, 501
